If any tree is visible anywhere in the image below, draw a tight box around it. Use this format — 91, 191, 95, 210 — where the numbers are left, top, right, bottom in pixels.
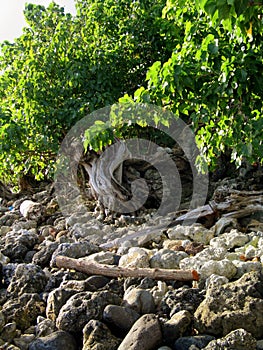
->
0, 0, 171, 183
131, 0, 263, 169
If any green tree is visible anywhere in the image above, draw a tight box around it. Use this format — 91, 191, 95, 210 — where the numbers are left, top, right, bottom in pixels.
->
0, 0, 171, 182
131, 0, 263, 169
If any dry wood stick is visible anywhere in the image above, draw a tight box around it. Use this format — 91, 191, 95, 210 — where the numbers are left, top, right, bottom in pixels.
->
56, 255, 199, 281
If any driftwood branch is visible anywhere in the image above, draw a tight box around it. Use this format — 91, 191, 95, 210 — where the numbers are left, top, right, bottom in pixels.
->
55, 255, 199, 281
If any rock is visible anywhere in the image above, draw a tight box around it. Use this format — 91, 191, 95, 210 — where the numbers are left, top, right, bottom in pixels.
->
83, 319, 121, 350
0, 310, 6, 333
122, 288, 155, 314
151, 281, 168, 306
157, 347, 172, 350
204, 328, 257, 349
7, 263, 48, 296
50, 240, 99, 267
32, 241, 59, 267
232, 260, 262, 278
119, 247, 150, 268
200, 259, 237, 280
0, 252, 10, 265
46, 283, 86, 321
174, 335, 215, 350
2, 230, 39, 262
167, 224, 214, 245
35, 317, 56, 337
85, 251, 116, 265
56, 291, 121, 332
2, 293, 45, 331
162, 310, 192, 344
1, 322, 17, 342
257, 339, 263, 350
160, 287, 204, 316
29, 330, 77, 350
205, 274, 229, 289
13, 334, 36, 350
20, 200, 45, 222
194, 271, 263, 338
118, 314, 162, 350
103, 304, 140, 332
149, 249, 188, 269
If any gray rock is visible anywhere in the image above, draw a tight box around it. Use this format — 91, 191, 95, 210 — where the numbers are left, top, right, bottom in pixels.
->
29, 330, 77, 350
35, 317, 56, 337
174, 335, 215, 350
1, 322, 17, 342
83, 319, 121, 350
118, 314, 162, 350
2, 230, 39, 262
13, 334, 36, 350
162, 310, 192, 344
204, 328, 257, 349
2, 293, 45, 331
56, 291, 121, 332
160, 287, 204, 316
32, 241, 59, 267
7, 263, 47, 296
232, 260, 262, 278
46, 283, 85, 321
149, 249, 188, 269
103, 304, 140, 332
194, 271, 263, 338
257, 339, 263, 350
50, 240, 99, 267
122, 288, 155, 314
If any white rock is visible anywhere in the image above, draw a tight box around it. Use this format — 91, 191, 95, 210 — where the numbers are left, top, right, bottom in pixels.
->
245, 245, 259, 259
0, 252, 10, 265
205, 274, 229, 289
200, 259, 237, 279
225, 229, 250, 248
119, 247, 149, 268
150, 249, 188, 269
20, 200, 38, 218
179, 256, 208, 272
195, 247, 227, 261
167, 224, 214, 244
232, 260, 262, 278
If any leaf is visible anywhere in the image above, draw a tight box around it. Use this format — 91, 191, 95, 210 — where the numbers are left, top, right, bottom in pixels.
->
234, 0, 249, 16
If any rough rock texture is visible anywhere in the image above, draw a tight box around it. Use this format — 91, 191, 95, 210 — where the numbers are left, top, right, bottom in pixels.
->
194, 271, 263, 338
174, 335, 216, 350
83, 319, 121, 350
56, 291, 122, 332
118, 314, 162, 350
29, 331, 77, 350
2, 293, 45, 331
204, 328, 257, 350
7, 263, 47, 296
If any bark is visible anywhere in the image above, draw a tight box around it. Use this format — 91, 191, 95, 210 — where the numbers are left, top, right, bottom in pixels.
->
55, 255, 199, 281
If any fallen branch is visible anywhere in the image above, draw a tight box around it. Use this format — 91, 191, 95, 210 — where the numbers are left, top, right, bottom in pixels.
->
55, 255, 199, 281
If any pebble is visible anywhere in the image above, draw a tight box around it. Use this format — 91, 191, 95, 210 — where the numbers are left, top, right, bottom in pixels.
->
118, 314, 162, 350
122, 287, 156, 314
29, 330, 77, 350
118, 247, 150, 268
150, 249, 188, 269
103, 304, 140, 332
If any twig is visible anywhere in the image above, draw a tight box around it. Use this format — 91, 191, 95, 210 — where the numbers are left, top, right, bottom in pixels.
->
55, 255, 199, 281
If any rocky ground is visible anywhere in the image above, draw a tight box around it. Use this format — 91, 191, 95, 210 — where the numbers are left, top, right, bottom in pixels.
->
0, 167, 263, 350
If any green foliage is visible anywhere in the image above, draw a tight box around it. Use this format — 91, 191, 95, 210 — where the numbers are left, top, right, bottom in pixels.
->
132, 0, 263, 168
0, 0, 171, 182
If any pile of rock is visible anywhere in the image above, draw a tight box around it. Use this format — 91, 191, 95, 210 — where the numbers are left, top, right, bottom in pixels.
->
0, 182, 263, 350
